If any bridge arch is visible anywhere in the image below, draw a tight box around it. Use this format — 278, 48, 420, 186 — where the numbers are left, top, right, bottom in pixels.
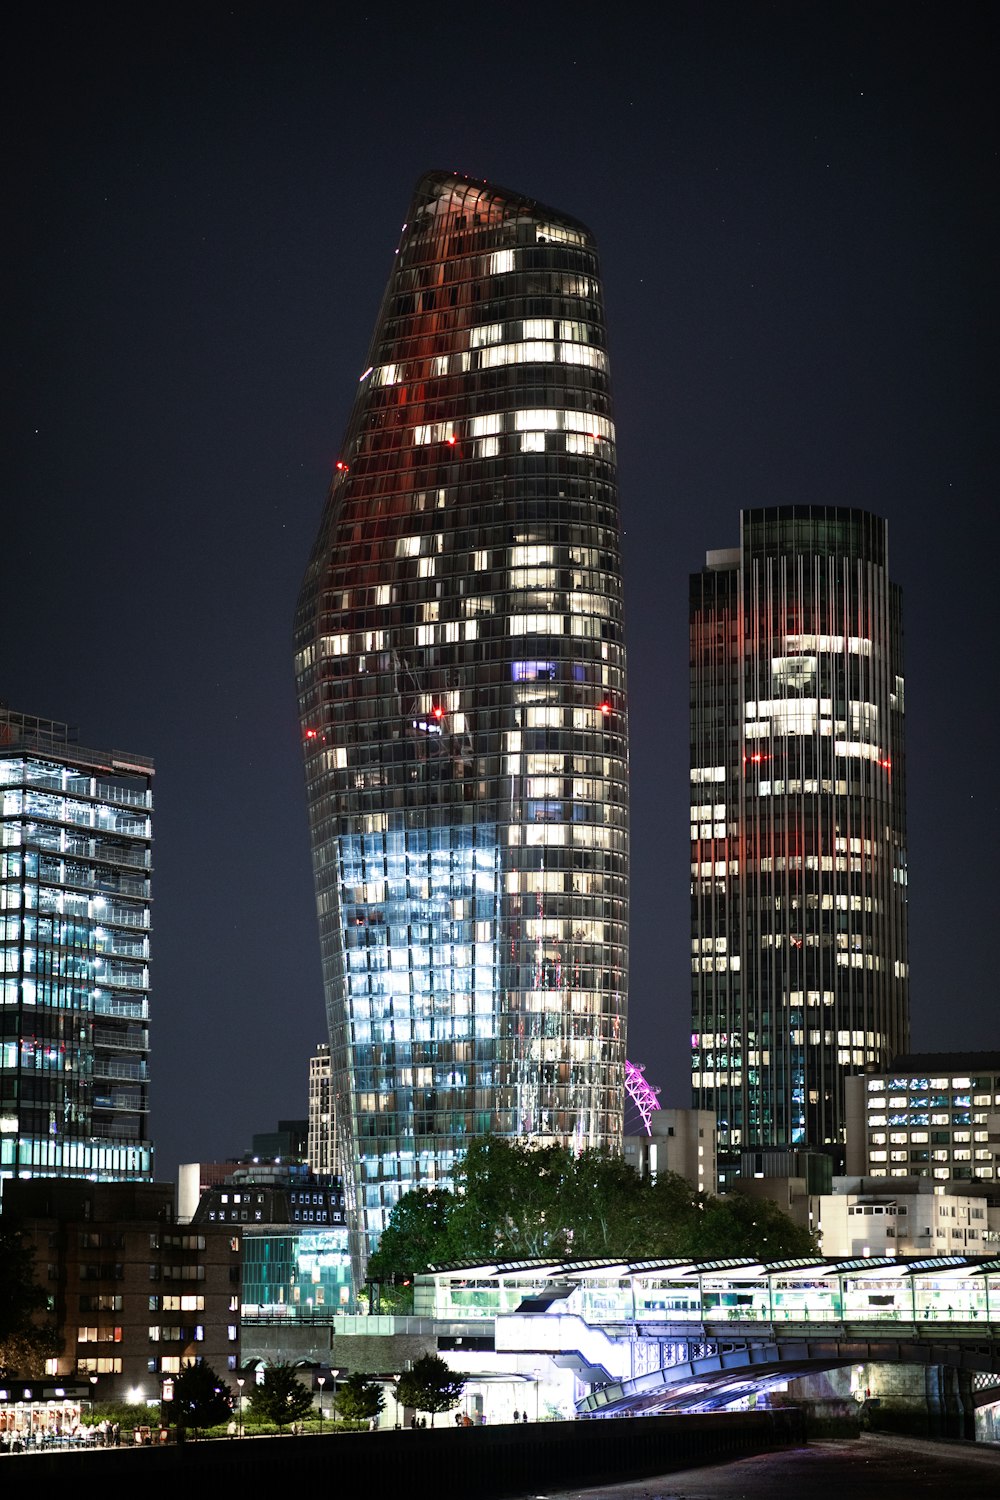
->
581, 1337, 1000, 1415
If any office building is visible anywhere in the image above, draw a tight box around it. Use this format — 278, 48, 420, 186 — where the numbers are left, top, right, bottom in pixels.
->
845, 1053, 1000, 1183
0, 707, 153, 1186
689, 508, 908, 1178
191, 1160, 353, 1319
308, 1041, 335, 1176
295, 172, 628, 1262
816, 1175, 996, 1257
5, 1178, 239, 1400
622, 1107, 717, 1196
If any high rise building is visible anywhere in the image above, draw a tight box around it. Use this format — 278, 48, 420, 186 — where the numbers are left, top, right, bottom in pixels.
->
295, 171, 628, 1262
0, 706, 153, 1187
689, 507, 908, 1179
307, 1040, 335, 1177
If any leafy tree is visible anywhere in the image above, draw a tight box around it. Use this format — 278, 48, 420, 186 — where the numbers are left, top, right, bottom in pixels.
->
335, 1371, 385, 1423
0, 1222, 63, 1378
367, 1134, 815, 1281
248, 1362, 314, 1430
368, 1187, 457, 1288
396, 1354, 464, 1426
692, 1188, 818, 1259
452, 1137, 573, 1259
170, 1360, 232, 1433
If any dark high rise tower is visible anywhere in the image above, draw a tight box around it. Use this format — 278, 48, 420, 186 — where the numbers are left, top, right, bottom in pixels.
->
690, 508, 908, 1180
295, 173, 628, 1262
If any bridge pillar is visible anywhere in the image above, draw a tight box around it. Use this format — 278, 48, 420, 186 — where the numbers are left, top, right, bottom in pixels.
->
769, 1369, 860, 1437
775, 1364, 975, 1440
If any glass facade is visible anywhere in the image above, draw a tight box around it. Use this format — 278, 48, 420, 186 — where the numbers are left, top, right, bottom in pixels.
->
295, 172, 628, 1263
0, 708, 153, 1185
241, 1226, 353, 1318
690, 508, 908, 1174
417, 1257, 1000, 1328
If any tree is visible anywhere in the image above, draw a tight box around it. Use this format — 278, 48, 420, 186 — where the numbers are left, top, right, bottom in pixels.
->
396, 1354, 464, 1426
367, 1187, 458, 1290
248, 1362, 314, 1430
170, 1360, 232, 1434
0, 1222, 63, 1378
367, 1134, 816, 1280
452, 1137, 574, 1259
335, 1371, 385, 1423
692, 1188, 818, 1260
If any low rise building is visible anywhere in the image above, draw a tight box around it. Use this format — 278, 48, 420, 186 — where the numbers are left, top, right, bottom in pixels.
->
817, 1175, 998, 1257
622, 1108, 717, 1196
6, 1178, 240, 1401
190, 1163, 354, 1326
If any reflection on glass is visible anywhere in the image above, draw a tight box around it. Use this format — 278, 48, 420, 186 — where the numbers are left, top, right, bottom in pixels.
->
296, 174, 628, 1266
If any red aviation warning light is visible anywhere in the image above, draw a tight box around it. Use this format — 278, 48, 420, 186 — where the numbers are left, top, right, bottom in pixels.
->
432, 705, 444, 721
304, 728, 318, 740
335, 460, 349, 472
445, 434, 457, 447
599, 701, 612, 717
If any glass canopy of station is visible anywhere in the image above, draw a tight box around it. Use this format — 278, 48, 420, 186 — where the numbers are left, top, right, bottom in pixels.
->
416, 1256, 1000, 1326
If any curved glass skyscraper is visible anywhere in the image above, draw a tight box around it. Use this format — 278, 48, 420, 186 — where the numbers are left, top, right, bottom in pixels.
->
296, 173, 628, 1261
690, 507, 908, 1179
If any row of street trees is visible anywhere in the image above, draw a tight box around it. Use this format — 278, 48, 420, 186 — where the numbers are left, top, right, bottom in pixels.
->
167, 1358, 462, 1432
368, 1136, 817, 1295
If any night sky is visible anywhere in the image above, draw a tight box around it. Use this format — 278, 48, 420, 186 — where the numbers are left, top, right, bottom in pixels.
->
4, 3, 996, 1178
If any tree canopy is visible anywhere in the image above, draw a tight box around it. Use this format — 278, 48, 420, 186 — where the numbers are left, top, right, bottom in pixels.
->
396, 1354, 464, 1424
367, 1136, 816, 1286
170, 1360, 232, 1432
248, 1363, 314, 1428
0, 1222, 62, 1378
335, 1371, 385, 1423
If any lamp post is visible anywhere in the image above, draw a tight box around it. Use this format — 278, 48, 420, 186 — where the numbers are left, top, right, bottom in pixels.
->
329, 1368, 341, 1427
236, 1377, 245, 1438
317, 1376, 325, 1433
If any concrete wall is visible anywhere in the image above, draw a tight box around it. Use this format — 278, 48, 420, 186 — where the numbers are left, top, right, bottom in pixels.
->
780, 1362, 977, 1440
14, 1410, 807, 1494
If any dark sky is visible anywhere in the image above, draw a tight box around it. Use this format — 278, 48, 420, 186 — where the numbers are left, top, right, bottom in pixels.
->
4, 2, 996, 1177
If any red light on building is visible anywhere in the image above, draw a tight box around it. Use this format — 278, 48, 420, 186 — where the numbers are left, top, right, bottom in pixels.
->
445, 435, 457, 447
432, 706, 444, 720
305, 729, 318, 740
335, 460, 349, 472
599, 701, 612, 716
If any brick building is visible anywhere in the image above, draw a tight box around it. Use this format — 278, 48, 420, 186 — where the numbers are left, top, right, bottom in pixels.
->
6, 1179, 240, 1402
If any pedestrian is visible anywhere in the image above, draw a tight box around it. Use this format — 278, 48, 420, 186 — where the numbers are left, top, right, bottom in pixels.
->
522, 1411, 528, 1423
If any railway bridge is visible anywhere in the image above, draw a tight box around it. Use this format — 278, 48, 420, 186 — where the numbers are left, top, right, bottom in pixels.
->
416, 1254, 1000, 1416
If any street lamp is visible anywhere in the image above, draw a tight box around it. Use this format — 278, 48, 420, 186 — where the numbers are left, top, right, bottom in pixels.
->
317, 1376, 326, 1434
236, 1377, 245, 1438
330, 1368, 341, 1427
